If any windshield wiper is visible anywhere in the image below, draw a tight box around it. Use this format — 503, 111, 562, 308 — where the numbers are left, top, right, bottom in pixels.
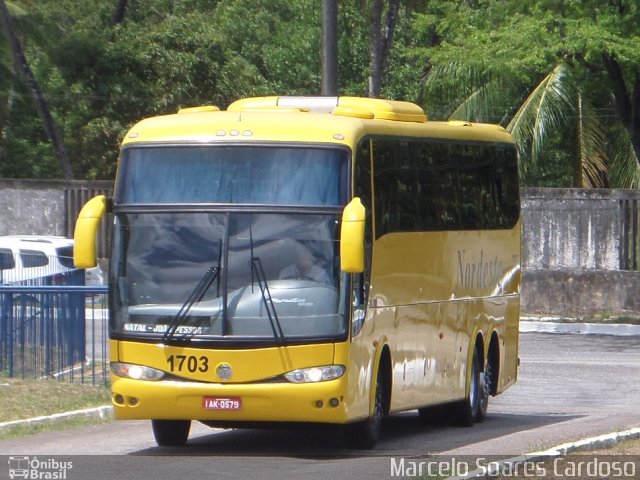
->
249, 228, 285, 344
163, 242, 222, 342
162, 263, 221, 342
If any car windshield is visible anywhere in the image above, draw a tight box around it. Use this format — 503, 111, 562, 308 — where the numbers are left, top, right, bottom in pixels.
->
110, 212, 347, 344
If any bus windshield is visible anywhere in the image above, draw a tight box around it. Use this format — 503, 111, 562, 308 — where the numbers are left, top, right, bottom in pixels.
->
116, 145, 349, 206
110, 211, 347, 344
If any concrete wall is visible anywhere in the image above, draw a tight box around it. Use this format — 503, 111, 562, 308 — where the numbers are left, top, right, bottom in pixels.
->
0, 178, 113, 237
521, 188, 640, 318
522, 270, 640, 317
522, 188, 622, 271
1, 181, 639, 317
1, 179, 70, 236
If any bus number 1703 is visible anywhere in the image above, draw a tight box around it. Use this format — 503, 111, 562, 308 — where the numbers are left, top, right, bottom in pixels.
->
166, 354, 209, 373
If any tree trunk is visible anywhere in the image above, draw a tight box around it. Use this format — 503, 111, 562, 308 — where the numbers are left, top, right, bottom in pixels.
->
369, 0, 384, 98
602, 52, 640, 166
0, 0, 73, 179
321, 0, 338, 95
112, 0, 128, 26
368, 0, 400, 98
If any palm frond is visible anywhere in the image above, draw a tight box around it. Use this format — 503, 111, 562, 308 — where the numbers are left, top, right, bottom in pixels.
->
576, 94, 608, 188
608, 128, 640, 188
423, 61, 497, 119
449, 76, 511, 123
508, 63, 576, 172
5, 2, 28, 17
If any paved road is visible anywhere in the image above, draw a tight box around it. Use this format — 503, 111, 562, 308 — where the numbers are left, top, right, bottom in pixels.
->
1, 332, 639, 480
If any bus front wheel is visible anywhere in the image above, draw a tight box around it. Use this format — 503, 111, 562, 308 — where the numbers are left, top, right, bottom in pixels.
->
151, 419, 191, 446
344, 369, 387, 449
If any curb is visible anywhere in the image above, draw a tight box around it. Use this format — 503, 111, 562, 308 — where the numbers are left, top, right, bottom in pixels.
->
520, 320, 640, 336
450, 427, 640, 479
527, 427, 640, 456
0, 405, 113, 430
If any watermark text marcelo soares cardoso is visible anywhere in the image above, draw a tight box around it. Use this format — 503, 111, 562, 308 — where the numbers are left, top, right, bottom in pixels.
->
390, 456, 638, 478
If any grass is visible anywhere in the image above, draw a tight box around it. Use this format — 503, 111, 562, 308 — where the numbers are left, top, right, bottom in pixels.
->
582, 435, 640, 455
0, 376, 112, 439
0, 377, 111, 422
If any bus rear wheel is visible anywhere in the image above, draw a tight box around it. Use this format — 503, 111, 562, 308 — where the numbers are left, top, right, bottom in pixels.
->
452, 347, 483, 426
476, 360, 492, 423
151, 419, 191, 446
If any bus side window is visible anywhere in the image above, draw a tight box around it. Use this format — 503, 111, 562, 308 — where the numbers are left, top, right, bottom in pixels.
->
353, 140, 373, 324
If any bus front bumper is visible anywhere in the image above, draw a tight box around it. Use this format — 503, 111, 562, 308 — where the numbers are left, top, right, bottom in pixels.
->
111, 376, 350, 424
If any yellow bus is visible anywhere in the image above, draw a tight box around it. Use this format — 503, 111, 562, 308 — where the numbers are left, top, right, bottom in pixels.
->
74, 96, 520, 449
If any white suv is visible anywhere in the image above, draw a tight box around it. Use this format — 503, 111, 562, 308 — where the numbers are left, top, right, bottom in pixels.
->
0, 235, 79, 285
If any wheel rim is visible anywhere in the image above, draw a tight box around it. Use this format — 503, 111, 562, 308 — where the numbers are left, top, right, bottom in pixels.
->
479, 371, 488, 411
469, 354, 479, 412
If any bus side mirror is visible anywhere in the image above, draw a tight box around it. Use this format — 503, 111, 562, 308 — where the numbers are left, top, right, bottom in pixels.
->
340, 197, 365, 273
74, 195, 108, 269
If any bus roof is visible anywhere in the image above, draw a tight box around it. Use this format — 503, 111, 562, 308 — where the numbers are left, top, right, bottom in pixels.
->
122, 96, 514, 147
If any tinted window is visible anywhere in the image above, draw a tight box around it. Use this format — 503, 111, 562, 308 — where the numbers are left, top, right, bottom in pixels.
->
372, 138, 519, 238
0, 248, 15, 270
56, 246, 75, 268
117, 146, 349, 206
20, 250, 49, 268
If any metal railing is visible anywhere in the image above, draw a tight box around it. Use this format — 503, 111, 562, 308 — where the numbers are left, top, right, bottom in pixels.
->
0, 285, 109, 385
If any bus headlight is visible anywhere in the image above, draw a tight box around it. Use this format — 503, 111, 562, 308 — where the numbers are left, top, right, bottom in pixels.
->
284, 365, 345, 383
111, 362, 165, 381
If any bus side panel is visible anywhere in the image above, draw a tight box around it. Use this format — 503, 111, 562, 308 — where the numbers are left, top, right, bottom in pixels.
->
342, 307, 392, 422
431, 301, 460, 405
369, 228, 520, 412
498, 297, 520, 393
455, 295, 519, 396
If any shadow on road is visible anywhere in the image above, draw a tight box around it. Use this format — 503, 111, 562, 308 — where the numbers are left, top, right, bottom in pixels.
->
132, 411, 581, 459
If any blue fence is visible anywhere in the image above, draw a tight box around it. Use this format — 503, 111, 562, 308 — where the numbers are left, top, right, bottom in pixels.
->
0, 284, 109, 385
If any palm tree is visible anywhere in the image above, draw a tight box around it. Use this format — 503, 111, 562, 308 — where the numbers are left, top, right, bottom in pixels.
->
423, 62, 638, 188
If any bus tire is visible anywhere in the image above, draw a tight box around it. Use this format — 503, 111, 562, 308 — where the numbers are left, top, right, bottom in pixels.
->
452, 347, 482, 426
151, 419, 191, 446
476, 360, 492, 423
344, 368, 386, 449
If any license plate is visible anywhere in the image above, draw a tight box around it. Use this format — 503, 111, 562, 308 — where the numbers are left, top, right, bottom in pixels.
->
202, 396, 242, 410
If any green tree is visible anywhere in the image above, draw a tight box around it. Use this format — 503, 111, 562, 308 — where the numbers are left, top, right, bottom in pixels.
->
0, 0, 73, 178
414, 0, 640, 188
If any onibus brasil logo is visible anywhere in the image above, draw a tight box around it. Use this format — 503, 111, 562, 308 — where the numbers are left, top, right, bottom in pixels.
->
8, 456, 72, 479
